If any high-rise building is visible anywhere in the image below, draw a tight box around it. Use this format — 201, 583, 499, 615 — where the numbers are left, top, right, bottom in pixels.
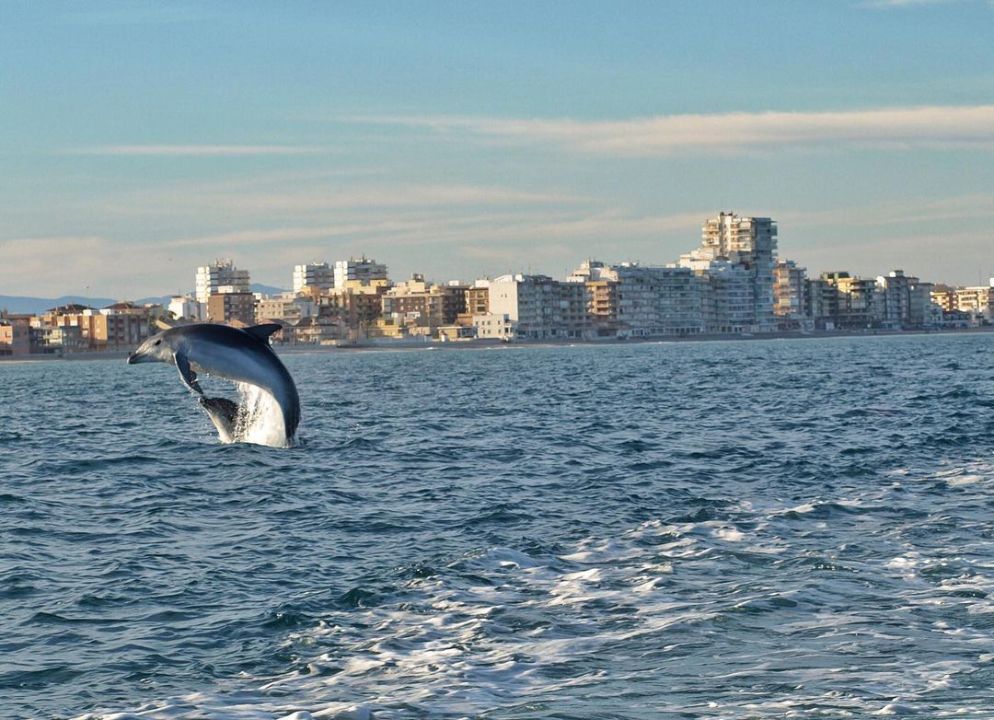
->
292, 263, 335, 294
696, 212, 778, 331
334, 257, 388, 289
195, 259, 250, 304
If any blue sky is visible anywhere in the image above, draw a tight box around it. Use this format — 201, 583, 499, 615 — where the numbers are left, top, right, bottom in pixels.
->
2, 0, 993, 297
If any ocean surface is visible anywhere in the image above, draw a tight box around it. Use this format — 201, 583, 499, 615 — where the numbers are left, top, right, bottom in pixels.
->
3, 334, 994, 719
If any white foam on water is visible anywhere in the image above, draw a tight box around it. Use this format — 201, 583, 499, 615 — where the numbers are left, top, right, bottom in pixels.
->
71, 508, 994, 720
229, 382, 291, 448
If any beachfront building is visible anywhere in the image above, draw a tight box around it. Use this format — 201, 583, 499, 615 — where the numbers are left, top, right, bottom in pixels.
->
334, 257, 388, 290
29, 324, 85, 353
819, 272, 877, 329
930, 285, 957, 315
950, 282, 994, 323
292, 263, 335, 294
773, 260, 808, 327
488, 274, 587, 340
288, 315, 347, 345
196, 259, 250, 304
472, 313, 513, 340
600, 263, 704, 337
677, 251, 752, 334
875, 270, 914, 328
875, 270, 935, 329
697, 212, 778, 332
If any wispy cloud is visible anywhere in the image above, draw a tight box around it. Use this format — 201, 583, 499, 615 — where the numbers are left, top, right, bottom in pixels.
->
66, 145, 336, 157
863, 0, 967, 7
356, 105, 994, 156
112, 184, 579, 217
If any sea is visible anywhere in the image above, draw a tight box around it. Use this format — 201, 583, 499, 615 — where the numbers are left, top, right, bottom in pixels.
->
3, 333, 994, 719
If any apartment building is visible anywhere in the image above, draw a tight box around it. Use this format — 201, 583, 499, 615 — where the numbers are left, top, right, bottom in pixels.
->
597, 263, 704, 337
334, 257, 388, 289
488, 274, 586, 340
196, 259, 250, 304
207, 292, 256, 326
292, 262, 335, 293
0, 318, 30, 356
773, 260, 807, 320
698, 212, 778, 332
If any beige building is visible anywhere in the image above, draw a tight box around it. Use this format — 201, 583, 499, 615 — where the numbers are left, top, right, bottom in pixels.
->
256, 294, 316, 324
953, 284, 994, 321
773, 260, 807, 320
31, 303, 154, 349
207, 292, 256, 326
0, 319, 30, 356
381, 275, 468, 334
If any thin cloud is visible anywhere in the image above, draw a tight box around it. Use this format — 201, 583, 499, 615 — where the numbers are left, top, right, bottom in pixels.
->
863, 0, 966, 7
66, 145, 336, 157
356, 105, 994, 156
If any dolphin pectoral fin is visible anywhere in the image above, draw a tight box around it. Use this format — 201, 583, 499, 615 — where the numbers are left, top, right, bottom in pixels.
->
175, 353, 204, 395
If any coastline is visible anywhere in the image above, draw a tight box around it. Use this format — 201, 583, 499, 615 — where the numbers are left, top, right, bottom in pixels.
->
3, 325, 992, 363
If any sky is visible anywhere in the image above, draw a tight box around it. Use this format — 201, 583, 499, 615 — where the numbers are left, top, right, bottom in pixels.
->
2, 0, 994, 298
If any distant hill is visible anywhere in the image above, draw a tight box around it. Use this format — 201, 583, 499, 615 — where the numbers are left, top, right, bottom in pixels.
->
0, 295, 118, 315
1, 286, 289, 315
251, 283, 287, 296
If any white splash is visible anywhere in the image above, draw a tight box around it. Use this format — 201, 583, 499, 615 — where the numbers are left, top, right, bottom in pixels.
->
204, 382, 291, 448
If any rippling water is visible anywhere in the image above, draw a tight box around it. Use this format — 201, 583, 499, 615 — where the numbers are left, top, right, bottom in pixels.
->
3, 334, 994, 719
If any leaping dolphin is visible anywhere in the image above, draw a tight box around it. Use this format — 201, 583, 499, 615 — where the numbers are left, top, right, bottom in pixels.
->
128, 323, 300, 441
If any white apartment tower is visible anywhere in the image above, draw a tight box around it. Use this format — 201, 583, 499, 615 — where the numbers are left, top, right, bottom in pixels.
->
334, 257, 388, 289
293, 262, 335, 294
698, 212, 778, 332
195, 259, 251, 304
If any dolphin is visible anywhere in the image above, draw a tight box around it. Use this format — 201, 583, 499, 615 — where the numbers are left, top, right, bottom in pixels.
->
199, 395, 241, 443
128, 323, 300, 441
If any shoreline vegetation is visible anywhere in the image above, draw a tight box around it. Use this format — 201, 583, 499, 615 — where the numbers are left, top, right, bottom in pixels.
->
3, 325, 993, 363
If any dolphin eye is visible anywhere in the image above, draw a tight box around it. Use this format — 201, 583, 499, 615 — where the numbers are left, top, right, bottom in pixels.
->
154, 340, 161, 346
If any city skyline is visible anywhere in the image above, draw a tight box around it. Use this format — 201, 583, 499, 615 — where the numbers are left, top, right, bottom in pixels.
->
3, 1, 994, 297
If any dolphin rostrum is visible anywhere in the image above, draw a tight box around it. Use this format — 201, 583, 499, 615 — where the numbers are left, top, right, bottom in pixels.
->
128, 323, 300, 441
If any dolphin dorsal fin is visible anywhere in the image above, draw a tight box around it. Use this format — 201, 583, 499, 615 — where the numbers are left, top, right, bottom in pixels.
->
245, 323, 283, 343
